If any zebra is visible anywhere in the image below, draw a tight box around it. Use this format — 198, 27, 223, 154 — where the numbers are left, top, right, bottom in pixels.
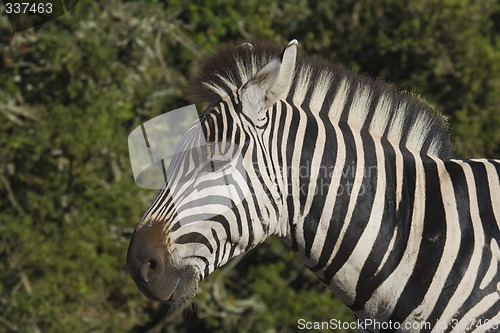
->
127, 40, 500, 332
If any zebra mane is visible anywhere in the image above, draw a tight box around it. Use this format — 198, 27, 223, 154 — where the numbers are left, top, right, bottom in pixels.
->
187, 41, 453, 158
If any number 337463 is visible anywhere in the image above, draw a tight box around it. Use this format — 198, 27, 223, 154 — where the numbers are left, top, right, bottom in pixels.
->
5, 2, 53, 14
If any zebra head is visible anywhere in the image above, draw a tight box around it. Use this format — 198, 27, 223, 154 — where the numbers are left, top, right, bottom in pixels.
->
127, 40, 298, 302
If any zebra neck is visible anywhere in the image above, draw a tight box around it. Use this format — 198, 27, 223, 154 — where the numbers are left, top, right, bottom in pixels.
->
281, 122, 428, 319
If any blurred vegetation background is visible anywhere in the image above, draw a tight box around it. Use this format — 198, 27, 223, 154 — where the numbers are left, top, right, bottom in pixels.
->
1, 0, 499, 332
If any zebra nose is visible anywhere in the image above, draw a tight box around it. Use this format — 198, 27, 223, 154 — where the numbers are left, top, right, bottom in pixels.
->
127, 223, 173, 300
127, 227, 166, 282
127, 222, 200, 302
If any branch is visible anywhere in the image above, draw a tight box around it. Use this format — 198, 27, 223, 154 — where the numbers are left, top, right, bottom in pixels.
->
0, 174, 24, 214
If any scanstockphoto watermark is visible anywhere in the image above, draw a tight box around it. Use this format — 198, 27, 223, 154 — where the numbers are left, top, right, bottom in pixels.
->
297, 318, 500, 331
129, 104, 206, 189
128, 104, 378, 198
253, 159, 378, 198
127, 105, 379, 223
297, 318, 432, 331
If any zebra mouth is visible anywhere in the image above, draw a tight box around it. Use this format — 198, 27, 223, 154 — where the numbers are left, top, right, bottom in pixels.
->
164, 265, 200, 302
132, 263, 200, 302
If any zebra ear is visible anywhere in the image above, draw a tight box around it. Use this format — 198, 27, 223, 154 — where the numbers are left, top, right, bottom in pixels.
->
240, 40, 298, 124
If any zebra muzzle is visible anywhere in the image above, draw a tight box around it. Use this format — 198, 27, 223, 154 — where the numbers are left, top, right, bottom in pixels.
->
127, 223, 199, 302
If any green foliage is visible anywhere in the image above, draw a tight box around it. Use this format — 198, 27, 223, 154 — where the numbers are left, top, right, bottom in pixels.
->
0, 0, 499, 332
0, 1, 187, 331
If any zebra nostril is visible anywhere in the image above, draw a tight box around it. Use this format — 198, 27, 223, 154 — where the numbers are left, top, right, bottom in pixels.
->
147, 260, 156, 275
141, 258, 160, 283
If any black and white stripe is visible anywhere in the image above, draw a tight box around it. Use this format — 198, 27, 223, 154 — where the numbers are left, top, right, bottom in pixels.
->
129, 40, 500, 332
